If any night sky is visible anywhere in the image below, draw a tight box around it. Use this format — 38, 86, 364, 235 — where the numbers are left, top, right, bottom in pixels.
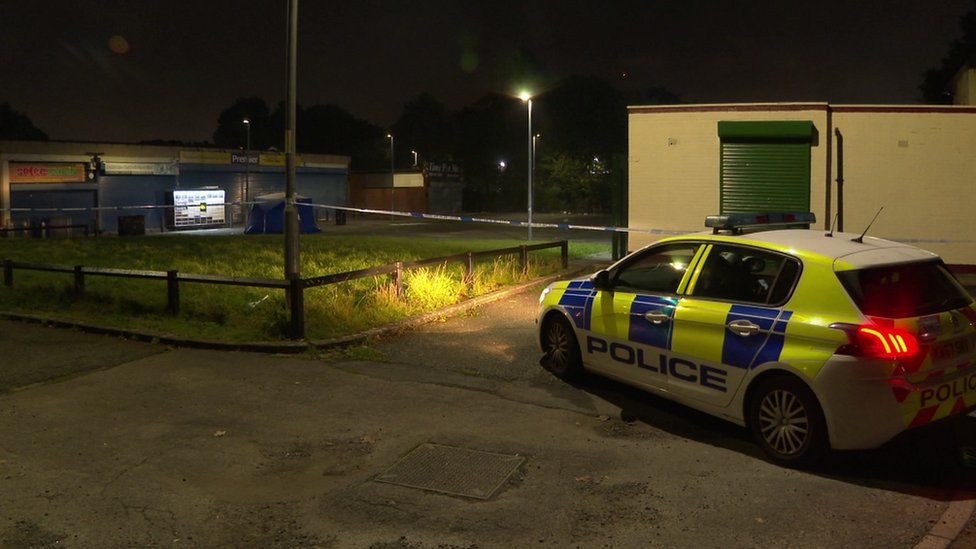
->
1, 0, 971, 143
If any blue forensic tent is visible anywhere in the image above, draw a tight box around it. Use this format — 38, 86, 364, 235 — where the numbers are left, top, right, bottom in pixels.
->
244, 193, 321, 234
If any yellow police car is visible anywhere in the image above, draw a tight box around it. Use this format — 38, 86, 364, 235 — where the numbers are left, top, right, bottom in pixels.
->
537, 213, 976, 465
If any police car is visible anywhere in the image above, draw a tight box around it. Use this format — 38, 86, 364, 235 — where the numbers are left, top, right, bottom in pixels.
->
537, 212, 976, 465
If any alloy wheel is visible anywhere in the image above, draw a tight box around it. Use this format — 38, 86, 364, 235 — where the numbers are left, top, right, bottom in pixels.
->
757, 389, 809, 456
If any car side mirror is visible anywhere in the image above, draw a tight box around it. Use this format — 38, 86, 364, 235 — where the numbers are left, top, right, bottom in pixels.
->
591, 270, 611, 291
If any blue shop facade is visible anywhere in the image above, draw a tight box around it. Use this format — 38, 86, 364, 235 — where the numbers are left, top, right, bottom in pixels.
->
0, 141, 349, 234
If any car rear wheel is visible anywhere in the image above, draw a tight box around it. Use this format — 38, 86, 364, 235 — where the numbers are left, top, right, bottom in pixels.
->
748, 375, 828, 467
541, 315, 583, 380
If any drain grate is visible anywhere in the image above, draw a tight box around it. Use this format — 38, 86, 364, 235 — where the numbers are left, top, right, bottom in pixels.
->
374, 443, 524, 499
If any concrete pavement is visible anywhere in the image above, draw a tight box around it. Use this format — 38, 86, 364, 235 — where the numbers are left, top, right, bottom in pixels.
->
0, 288, 973, 547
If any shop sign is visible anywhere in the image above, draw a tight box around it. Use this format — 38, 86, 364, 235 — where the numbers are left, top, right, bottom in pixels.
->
10, 162, 89, 184
179, 150, 230, 165
230, 153, 259, 165
425, 162, 462, 182
103, 162, 179, 176
259, 152, 304, 167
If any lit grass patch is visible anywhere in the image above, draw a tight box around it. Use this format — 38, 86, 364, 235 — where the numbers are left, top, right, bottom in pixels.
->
0, 234, 606, 341
405, 266, 465, 309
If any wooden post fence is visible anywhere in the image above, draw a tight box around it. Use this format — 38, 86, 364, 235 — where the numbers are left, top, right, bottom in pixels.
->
73, 265, 84, 295
166, 270, 180, 315
0, 240, 569, 342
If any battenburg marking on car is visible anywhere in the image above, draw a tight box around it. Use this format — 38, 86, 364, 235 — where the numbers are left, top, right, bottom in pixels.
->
897, 368, 976, 428
720, 306, 793, 369
558, 279, 597, 330
585, 336, 729, 392
629, 295, 677, 350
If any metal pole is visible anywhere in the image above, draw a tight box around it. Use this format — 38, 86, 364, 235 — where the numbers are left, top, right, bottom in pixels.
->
244, 120, 251, 226
389, 135, 395, 220
835, 128, 844, 233
284, 0, 303, 338
527, 98, 533, 241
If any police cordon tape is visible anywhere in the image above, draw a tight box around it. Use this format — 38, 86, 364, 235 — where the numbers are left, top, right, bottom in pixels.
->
3, 201, 976, 243
304, 203, 689, 235
0, 201, 688, 236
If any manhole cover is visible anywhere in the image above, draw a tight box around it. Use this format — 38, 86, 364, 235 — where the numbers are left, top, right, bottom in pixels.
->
374, 443, 524, 499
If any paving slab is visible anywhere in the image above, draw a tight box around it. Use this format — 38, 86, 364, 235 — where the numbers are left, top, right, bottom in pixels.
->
0, 319, 166, 393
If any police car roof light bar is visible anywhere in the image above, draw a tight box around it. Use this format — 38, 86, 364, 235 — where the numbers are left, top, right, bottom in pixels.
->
705, 212, 816, 234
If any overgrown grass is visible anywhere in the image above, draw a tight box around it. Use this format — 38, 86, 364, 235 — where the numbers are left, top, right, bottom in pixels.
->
0, 234, 605, 341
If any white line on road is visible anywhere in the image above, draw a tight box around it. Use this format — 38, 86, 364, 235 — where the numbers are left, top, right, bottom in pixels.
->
914, 498, 976, 549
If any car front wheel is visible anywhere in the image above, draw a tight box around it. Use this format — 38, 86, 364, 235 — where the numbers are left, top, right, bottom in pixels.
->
540, 315, 583, 380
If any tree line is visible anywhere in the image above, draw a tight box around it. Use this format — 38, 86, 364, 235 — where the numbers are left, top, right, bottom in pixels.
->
206, 75, 678, 213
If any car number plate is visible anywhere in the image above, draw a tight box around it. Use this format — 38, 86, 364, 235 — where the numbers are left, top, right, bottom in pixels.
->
932, 334, 976, 362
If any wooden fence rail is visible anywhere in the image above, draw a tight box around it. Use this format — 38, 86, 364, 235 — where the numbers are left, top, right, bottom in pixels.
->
1, 239, 569, 339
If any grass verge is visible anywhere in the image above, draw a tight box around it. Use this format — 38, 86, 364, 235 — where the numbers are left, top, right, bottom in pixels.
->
0, 234, 605, 341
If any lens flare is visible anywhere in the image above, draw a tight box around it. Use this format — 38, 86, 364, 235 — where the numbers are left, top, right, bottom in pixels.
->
109, 35, 130, 54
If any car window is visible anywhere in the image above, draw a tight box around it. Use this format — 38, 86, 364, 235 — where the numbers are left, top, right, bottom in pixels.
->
613, 243, 701, 294
837, 260, 972, 318
692, 245, 798, 304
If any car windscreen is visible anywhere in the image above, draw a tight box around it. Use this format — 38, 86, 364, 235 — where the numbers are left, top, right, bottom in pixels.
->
836, 260, 973, 318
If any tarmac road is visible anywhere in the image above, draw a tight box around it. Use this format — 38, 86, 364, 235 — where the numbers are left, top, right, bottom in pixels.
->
0, 285, 974, 547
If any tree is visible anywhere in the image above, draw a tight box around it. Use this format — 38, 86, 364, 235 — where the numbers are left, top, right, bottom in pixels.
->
920, 1, 976, 103
449, 93, 530, 211
391, 93, 451, 166
534, 75, 629, 159
212, 97, 274, 150
211, 98, 386, 168
0, 104, 48, 140
536, 152, 610, 213
296, 103, 386, 169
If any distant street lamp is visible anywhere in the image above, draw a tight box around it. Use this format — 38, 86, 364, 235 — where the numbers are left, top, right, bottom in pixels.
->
533, 133, 540, 217
519, 91, 533, 240
498, 160, 507, 172
411, 150, 418, 168
242, 118, 251, 226
387, 133, 395, 220
533, 133, 540, 169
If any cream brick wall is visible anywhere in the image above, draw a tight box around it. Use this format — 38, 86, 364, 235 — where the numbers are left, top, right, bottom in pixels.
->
831, 109, 976, 263
627, 105, 829, 251
627, 104, 976, 264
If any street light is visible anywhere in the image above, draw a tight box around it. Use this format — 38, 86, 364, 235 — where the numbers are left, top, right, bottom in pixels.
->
242, 118, 251, 227
532, 133, 540, 169
519, 91, 533, 240
387, 133, 394, 220
411, 150, 418, 168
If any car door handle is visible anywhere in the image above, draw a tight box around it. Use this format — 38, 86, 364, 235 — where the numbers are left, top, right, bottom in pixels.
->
644, 311, 670, 324
727, 319, 761, 337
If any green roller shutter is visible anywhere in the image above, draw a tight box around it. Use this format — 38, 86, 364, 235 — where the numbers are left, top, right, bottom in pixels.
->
718, 121, 813, 214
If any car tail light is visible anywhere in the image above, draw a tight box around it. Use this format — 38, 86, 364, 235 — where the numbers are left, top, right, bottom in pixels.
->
856, 326, 919, 358
831, 323, 920, 359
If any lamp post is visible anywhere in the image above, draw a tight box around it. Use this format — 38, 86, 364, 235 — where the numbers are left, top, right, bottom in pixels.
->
387, 134, 394, 220
532, 133, 540, 169
411, 150, 418, 168
532, 133, 540, 220
242, 118, 251, 226
284, 0, 302, 338
519, 91, 533, 240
